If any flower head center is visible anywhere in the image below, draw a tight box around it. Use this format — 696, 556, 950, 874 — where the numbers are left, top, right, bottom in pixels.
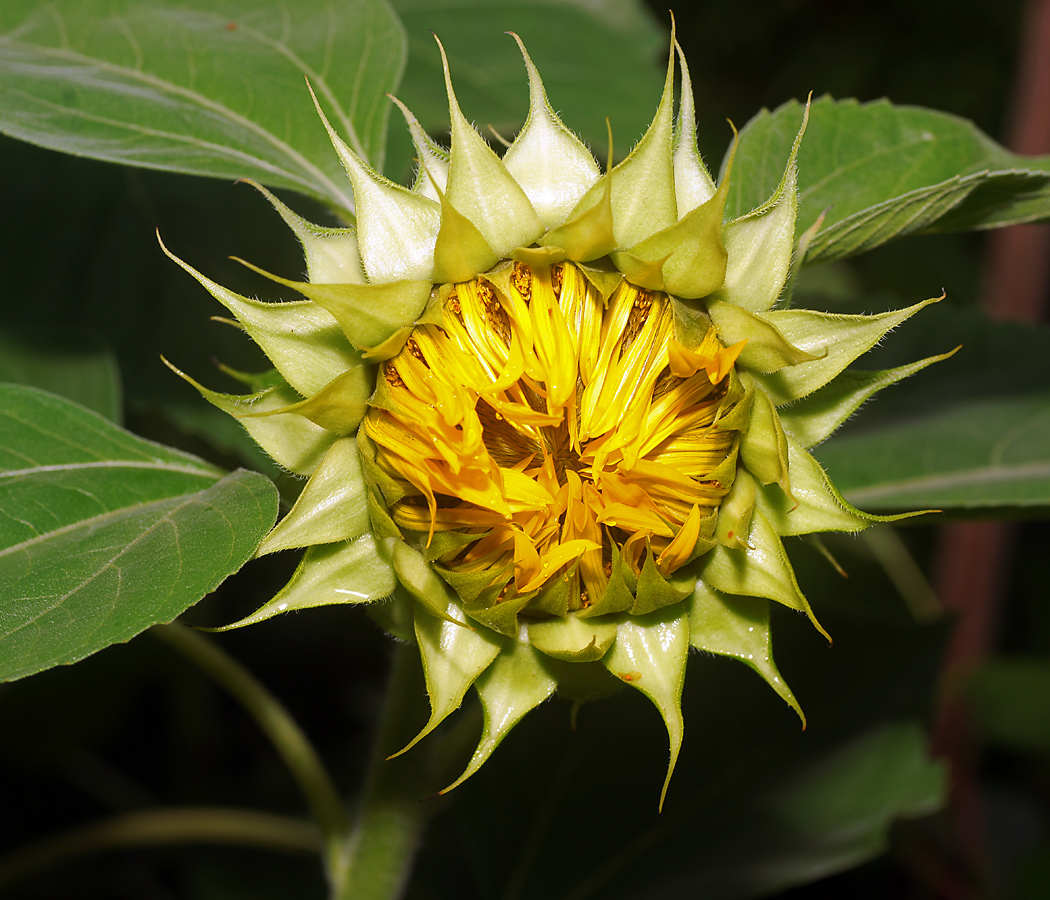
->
364, 263, 747, 617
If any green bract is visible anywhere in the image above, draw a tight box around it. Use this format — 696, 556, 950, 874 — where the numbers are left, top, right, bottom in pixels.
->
164, 31, 945, 808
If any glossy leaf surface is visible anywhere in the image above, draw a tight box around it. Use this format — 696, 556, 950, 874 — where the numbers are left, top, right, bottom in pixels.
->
819, 391, 1050, 510
0, 385, 278, 681
725, 97, 1050, 262
0, 0, 405, 210
815, 308, 1050, 510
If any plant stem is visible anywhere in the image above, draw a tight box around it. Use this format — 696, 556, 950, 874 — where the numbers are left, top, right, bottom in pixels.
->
0, 807, 318, 893
331, 643, 451, 900
152, 624, 349, 879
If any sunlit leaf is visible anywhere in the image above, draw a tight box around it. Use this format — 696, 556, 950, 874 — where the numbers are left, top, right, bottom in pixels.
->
725, 96, 1050, 262
0, 385, 277, 681
0, 0, 405, 210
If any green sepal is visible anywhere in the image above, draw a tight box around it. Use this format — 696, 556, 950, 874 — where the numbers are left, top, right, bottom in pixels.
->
528, 613, 619, 662
436, 562, 508, 605
565, 39, 677, 248
510, 245, 568, 267
601, 606, 690, 811
687, 581, 804, 725
207, 535, 397, 631
256, 438, 371, 555
215, 365, 285, 393
778, 348, 960, 448
361, 326, 414, 362
464, 589, 534, 638
392, 540, 461, 623
715, 465, 756, 549
671, 296, 714, 349
421, 282, 455, 327
164, 360, 335, 476
632, 551, 695, 616
777, 210, 826, 311
364, 361, 411, 419
392, 595, 502, 758
389, 94, 450, 203
608, 250, 671, 292
580, 542, 636, 617
709, 101, 808, 314
367, 584, 417, 644
422, 529, 483, 564
311, 86, 440, 284
577, 265, 624, 303
739, 385, 792, 497
436, 36, 544, 256
704, 438, 741, 489
160, 238, 359, 397
431, 182, 500, 285
613, 132, 733, 299
680, 513, 719, 566
367, 486, 402, 541
698, 505, 831, 642
232, 259, 432, 352
754, 296, 942, 404
760, 433, 926, 535
544, 156, 619, 263
440, 634, 557, 794
244, 180, 365, 284
354, 429, 406, 541
706, 298, 821, 374
531, 574, 572, 617
239, 366, 372, 435
502, 33, 601, 229
672, 41, 716, 215
354, 426, 404, 504
712, 368, 753, 432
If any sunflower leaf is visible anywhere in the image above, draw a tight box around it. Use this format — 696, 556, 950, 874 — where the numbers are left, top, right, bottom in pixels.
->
0, 385, 278, 681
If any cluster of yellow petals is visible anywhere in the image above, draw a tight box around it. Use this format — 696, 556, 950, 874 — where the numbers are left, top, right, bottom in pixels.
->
364, 262, 746, 611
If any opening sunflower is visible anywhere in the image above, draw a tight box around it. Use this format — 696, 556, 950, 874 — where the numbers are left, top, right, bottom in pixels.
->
365, 261, 748, 629
163, 28, 948, 807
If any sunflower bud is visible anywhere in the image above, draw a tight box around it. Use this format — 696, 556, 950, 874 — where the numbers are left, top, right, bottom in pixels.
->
164, 29, 946, 808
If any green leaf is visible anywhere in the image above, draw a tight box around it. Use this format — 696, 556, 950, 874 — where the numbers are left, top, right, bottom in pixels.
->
818, 390, 1050, 510
389, 0, 664, 174
0, 0, 406, 209
725, 96, 1050, 263
601, 722, 944, 899
0, 330, 122, 423
680, 722, 943, 895
800, 303, 1050, 511
0, 385, 278, 681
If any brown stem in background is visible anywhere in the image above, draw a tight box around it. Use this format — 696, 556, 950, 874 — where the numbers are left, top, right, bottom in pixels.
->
931, 0, 1050, 892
